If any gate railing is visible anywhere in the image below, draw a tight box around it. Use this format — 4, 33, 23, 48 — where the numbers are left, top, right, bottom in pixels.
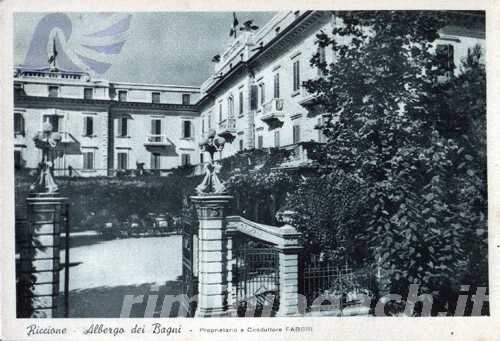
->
225, 215, 303, 316
300, 255, 377, 315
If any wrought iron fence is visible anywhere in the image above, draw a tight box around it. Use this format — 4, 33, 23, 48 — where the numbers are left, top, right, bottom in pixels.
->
233, 239, 280, 316
301, 254, 378, 313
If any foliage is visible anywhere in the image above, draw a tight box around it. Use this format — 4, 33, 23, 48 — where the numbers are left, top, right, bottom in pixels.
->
305, 10, 487, 312
282, 172, 368, 265
431, 46, 488, 309
225, 167, 298, 224
15, 171, 203, 231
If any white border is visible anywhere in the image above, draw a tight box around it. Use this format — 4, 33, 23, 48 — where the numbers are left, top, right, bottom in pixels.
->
1, 1, 499, 340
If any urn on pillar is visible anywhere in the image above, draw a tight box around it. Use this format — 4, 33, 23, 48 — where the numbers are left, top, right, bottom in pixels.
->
20, 122, 68, 317
191, 129, 234, 317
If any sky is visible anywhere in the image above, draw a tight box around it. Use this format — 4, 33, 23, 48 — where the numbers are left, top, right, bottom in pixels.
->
14, 12, 276, 86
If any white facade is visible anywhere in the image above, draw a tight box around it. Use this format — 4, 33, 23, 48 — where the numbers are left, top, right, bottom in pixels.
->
14, 67, 200, 176
197, 11, 486, 161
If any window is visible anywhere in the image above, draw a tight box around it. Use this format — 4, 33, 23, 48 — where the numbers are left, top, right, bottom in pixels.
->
84, 88, 93, 100
151, 119, 162, 142
274, 130, 280, 148
14, 150, 23, 169
259, 83, 265, 105
250, 85, 258, 111
208, 112, 212, 130
83, 116, 94, 136
14, 113, 24, 135
182, 94, 191, 105
48, 86, 59, 98
200, 153, 204, 164
293, 60, 300, 92
152, 92, 160, 104
117, 152, 128, 169
436, 44, 455, 77
239, 92, 244, 115
117, 117, 128, 137
239, 139, 244, 151
181, 154, 191, 166
219, 103, 223, 123
83, 151, 95, 170
202, 117, 205, 134
118, 90, 127, 102
273, 73, 280, 99
257, 135, 263, 149
183, 120, 192, 138
43, 115, 60, 132
228, 96, 234, 117
293, 124, 300, 144
151, 153, 161, 169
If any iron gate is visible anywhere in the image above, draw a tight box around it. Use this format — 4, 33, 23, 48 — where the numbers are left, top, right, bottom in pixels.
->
181, 223, 198, 316
233, 238, 279, 316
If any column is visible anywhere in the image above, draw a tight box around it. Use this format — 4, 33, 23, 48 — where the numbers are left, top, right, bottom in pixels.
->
276, 249, 301, 316
191, 194, 233, 317
19, 193, 67, 318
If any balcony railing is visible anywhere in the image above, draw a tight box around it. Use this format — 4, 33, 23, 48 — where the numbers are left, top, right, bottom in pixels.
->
261, 98, 284, 123
60, 131, 76, 143
218, 117, 236, 132
298, 86, 320, 107
216, 117, 237, 142
144, 134, 171, 146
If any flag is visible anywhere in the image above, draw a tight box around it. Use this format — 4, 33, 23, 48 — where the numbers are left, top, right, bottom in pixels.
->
229, 12, 239, 37
48, 38, 58, 64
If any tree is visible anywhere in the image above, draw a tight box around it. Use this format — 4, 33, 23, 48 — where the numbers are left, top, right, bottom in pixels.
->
282, 171, 369, 265
431, 46, 488, 313
305, 11, 486, 314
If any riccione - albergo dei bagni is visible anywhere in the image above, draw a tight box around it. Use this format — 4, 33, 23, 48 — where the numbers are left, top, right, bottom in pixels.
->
13, 11, 485, 177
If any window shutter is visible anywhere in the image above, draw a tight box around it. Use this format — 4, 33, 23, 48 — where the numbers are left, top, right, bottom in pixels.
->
83, 117, 87, 135
117, 118, 122, 137
250, 85, 258, 110
239, 92, 244, 114
122, 118, 128, 136
190, 121, 194, 138
157, 120, 162, 135
87, 117, 93, 136
274, 73, 280, 99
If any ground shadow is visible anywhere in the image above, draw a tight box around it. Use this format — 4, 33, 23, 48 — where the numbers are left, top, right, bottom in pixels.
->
57, 280, 184, 318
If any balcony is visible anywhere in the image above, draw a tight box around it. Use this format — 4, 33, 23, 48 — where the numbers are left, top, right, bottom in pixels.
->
144, 134, 171, 147
59, 132, 76, 144
260, 98, 285, 124
217, 117, 237, 142
298, 86, 320, 108
274, 142, 324, 173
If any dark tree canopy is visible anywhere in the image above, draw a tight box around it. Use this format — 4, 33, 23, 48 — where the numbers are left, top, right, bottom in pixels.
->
303, 11, 487, 313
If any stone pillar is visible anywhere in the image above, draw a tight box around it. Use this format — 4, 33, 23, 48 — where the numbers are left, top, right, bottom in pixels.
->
276, 249, 301, 316
225, 233, 236, 308
191, 195, 234, 317
20, 193, 67, 318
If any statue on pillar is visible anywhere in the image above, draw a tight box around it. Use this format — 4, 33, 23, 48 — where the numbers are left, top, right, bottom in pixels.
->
196, 129, 227, 195
31, 122, 62, 194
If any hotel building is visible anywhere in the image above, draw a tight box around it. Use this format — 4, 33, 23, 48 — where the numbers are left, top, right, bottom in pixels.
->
14, 68, 200, 176
13, 11, 485, 176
